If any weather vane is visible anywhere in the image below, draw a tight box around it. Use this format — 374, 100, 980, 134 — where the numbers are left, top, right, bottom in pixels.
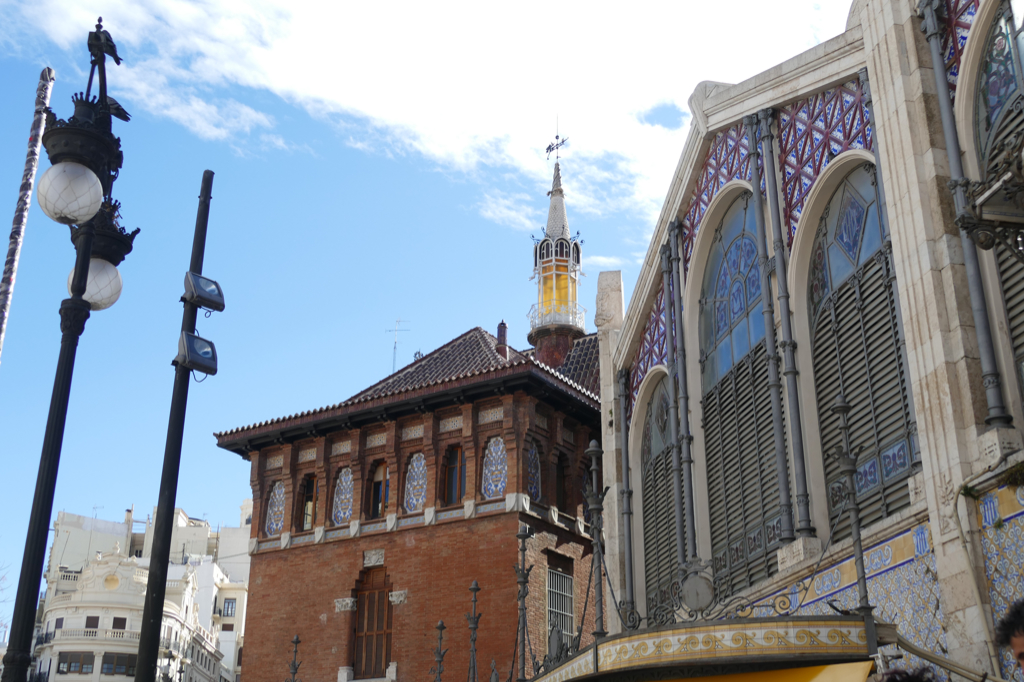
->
545, 128, 568, 160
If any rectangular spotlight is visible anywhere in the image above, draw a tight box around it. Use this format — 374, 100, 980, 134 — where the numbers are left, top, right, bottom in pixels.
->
183, 272, 225, 312
175, 332, 218, 375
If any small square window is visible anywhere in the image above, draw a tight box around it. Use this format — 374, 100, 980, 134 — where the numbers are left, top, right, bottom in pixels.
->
85, 616, 99, 629
112, 617, 127, 630
222, 624, 234, 632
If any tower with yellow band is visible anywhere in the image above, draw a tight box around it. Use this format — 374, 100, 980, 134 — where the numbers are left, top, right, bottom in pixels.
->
528, 162, 586, 368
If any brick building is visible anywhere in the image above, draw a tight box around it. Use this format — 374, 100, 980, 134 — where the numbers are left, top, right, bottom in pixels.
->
214, 164, 605, 682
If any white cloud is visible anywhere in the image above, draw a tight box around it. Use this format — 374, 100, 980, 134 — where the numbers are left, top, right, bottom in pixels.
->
1, 0, 852, 237
477, 191, 542, 232
587, 255, 626, 268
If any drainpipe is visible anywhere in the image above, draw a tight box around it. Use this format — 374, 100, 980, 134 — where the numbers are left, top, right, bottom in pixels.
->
660, 245, 688, 571
669, 221, 698, 560
744, 114, 796, 543
616, 369, 636, 621
919, 0, 1012, 426
756, 108, 815, 538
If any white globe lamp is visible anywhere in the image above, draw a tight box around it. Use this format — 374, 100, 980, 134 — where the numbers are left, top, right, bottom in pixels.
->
37, 162, 103, 225
68, 258, 122, 311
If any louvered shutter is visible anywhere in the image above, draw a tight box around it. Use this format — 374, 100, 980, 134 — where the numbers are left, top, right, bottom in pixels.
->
812, 251, 914, 539
702, 341, 782, 594
997, 244, 1024, 403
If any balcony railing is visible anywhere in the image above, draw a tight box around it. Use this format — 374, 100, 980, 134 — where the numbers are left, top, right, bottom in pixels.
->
528, 303, 586, 332
43, 628, 141, 643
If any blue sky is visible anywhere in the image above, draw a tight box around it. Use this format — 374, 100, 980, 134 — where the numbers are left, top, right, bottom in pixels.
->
0, 0, 850, 628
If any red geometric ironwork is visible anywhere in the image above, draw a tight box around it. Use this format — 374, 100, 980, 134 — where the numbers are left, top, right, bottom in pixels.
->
679, 123, 753, 274
627, 280, 668, 420
942, 0, 980, 100
777, 78, 872, 244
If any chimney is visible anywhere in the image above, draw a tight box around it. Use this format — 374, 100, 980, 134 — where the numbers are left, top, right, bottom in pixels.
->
496, 320, 508, 360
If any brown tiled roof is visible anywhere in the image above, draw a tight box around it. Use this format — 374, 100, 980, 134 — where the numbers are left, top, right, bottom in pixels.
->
558, 334, 600, 395
522, 333, 600, 396
214, 327, 599, 443
347, 327, 530, 403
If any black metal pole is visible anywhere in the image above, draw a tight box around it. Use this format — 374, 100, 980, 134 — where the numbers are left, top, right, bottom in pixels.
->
136, 171, 214, 682
514, 528, 532, 682
0, 226, 94, 682
831, 395, 878, 656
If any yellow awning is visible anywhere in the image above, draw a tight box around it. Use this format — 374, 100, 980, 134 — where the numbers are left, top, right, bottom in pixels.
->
664, 661, 874, 682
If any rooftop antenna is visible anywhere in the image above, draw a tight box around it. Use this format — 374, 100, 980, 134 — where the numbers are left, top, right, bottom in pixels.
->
545, 117, 568, 160
385, 318, 411, 374
92, 505, 103, 518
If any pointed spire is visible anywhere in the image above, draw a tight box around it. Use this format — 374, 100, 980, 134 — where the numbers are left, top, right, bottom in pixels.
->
545, 162, 570, 240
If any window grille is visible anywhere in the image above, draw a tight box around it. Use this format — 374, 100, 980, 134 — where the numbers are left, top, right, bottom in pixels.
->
640, 375, 681, 599
698, 194, 782, 594
354, 567, 393, 679
547, 569, 574, 651
809, 165, 916, 539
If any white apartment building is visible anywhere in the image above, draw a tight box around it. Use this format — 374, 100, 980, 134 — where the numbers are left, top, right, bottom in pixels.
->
31, 502, 251, 682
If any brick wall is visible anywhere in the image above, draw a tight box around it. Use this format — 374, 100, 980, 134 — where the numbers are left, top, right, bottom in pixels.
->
243, 512, 599, 682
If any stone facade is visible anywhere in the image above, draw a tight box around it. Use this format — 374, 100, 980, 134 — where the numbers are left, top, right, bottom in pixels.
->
596, 1, 1024, 680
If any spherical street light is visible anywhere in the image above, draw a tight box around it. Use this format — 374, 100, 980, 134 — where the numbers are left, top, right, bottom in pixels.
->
36, 161, 103, 225
67, 258, 122, 311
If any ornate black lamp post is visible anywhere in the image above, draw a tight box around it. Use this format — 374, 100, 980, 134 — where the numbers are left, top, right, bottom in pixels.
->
0, 19, 137, 682
830, 395, 878, 657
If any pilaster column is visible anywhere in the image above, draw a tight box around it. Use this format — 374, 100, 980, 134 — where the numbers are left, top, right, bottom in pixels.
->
744, 115, 795, 544
756, 108, 814, 539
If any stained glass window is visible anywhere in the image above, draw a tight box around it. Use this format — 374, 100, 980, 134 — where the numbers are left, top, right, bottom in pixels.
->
699, 194, 765, 394
809, 165, 883, 318
525, 442, 542, 501
265, 481, 285, 536
481, 437, 508, 499
698, 192, 782, 593
975, 7, 1023, 163
808, 164, 917, 540
333, 468, 354, 525
404, 453, 427, 513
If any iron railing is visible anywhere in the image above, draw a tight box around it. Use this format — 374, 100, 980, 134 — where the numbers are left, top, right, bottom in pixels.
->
527, 303, 586, 333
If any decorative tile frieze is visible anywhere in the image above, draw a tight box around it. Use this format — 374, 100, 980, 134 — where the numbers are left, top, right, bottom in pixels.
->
325, 528, 347, 541
478, 406, 504, 424
404, 453, 427, 512
477, 501, 504, 515
398, 515, 424, 528
298, 447, 316, 463
332, 440, 352, 456
291, 534, 314, 546
362, 521, 387, 534
439, 415, 463, 432
363, 549, 385, 567
366, 432, 387, 448
266, 454, 284, 469
436, 509, 463, 522
401, 424, 424, 441
978, 484, 1024, 681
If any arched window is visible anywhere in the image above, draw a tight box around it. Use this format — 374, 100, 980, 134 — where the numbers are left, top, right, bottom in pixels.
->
369, 463, 389, 519
975, 4, 1024, 409
441, 446, 466, 506
698, 193, 781, 594
540, 240, 553, 260
572, 242, 580, 265
525, 442, 542, 502
265, 481, 285, 536
481, 437, 508, 499
333, 468, 354, 525
975, 4, 1024, 166
298, 475, 318, 531
556, 239, 569, 258
353, 567, 393, 680
403, 453, 427, 513
640, 375, 678, 599
809, 164, 916, 538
